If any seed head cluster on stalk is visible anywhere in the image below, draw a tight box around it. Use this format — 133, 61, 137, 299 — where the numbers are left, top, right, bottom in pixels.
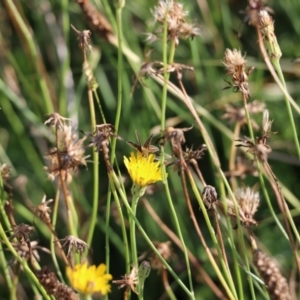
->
149, 0, 201, 45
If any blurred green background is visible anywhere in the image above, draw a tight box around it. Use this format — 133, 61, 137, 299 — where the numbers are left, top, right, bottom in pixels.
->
1, 0, 300, 299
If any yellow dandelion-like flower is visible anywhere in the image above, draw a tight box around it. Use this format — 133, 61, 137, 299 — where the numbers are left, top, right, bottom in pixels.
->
124, 152, 164, 188
66, 262, 112, 296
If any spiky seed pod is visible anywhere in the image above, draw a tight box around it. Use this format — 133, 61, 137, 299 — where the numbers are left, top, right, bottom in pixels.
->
253, 250, 291, 300
37, 268, 79, 300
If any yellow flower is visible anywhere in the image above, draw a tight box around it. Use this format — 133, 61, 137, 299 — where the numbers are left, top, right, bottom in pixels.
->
66, 262, 112, 295
124, 152, 164, 187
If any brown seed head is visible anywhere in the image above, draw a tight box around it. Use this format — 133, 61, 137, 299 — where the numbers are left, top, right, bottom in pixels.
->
113, 265, 139, 294
58, 235, 89, 261
45, 125, 87, 181
223, 49, 252, 99
150, 241, 174, 270
150, 0, 200, 45
253, 250, 291, 300
37, 268, 79, 300
202, 185, 218, 209
33, 195, 53, 224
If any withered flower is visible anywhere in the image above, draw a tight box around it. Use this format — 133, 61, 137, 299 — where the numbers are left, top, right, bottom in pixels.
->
84, 124, 121, 170
32, 195, 53, 224
222, 101, 265, 130
113, 265, 139, 294
58, 235, 89, 261
243, 0, 273, 27
223, 48, 254, 99
226, 186, 260, 227
45, 125, 87, 182
127, 131, 159, 157
150, 0, 201, 45
202, 185, 218, 209
8, 223, 35, 244
10, 240, 50, 262
44, 113, 71, 130
71, 24, 92, 53
157, 126, 193, 151
85, 124, 119, 152
149, 241, 174, 270
236, 109, 273, 162
224, 154, 258, 179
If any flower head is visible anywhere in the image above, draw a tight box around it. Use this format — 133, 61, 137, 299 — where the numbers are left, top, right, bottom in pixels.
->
150, 0, 200, 45
124, 152, 164, 188
66, 262, 112, 295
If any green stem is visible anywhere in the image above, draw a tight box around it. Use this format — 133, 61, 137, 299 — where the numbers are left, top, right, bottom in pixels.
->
272, 61, 300, 160
51, 190, 64, 282
110, 3, 124, 164
111, 172, 193, 298
86, 88, 99, 248
108, 174, 130, 273
164, 181, 195, 299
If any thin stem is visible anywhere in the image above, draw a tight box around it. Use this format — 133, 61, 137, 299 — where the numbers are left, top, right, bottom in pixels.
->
111, 172, 194, 299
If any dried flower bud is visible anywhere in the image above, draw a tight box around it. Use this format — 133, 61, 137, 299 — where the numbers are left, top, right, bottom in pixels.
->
253, 250, 291, 300
150, 0, 200, 45
113, 265, 139, 294
223, 49, 253, 99
202, 185, 218, 209
58, 235, 89, 262
259, 10, 282, 61
224, 187, 260, 227
9, 224, 35, 244
33, 195, 53, 224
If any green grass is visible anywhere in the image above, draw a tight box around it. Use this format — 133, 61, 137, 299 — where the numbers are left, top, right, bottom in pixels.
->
0, 0, 300, 299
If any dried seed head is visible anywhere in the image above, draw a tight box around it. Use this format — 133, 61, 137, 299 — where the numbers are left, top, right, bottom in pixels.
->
150, 0, 200, 45
244, 0, 271, 27
85, 124, 118, 152
224, 154, 258, 179
113, 265, 139, 294
235, 187, 260, 226
253, 250, 291, 300
33, 195, 53, 224
149, 241, 174, 270
222, 101, 265, 130
9, 224, 35, 244
45, 125, 88, 181
71, 24, 92, 53
10, 240, 50, 263
224, 187, 260, 227
223, 49, 252, 99
202, 185, 218, 209
262, 109, 273, 137
58, 235, 89, 261
37, 268, 79, 300
236, 136, 271, 162
44, 113, 71, 130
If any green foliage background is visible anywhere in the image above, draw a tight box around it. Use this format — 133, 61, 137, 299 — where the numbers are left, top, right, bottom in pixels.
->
0, 0, 300, 299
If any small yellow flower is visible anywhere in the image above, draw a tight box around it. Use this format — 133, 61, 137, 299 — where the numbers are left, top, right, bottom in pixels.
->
124, 152, 164, 188
66, 262, 112, 295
